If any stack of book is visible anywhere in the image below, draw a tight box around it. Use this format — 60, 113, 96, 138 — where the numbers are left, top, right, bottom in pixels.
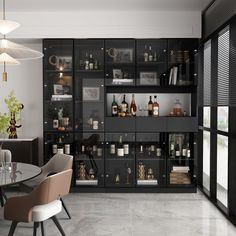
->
51, 94, 72, 101
170, 166, 191, 184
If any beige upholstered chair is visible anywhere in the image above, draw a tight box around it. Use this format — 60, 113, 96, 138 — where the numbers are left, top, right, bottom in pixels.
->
4, 169, 72, 236
22, 153, 73, 219
0, 149, 12, 206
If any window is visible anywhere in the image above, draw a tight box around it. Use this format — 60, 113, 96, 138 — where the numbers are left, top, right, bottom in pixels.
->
217, 135, 228, 207
203, 131, 211, 192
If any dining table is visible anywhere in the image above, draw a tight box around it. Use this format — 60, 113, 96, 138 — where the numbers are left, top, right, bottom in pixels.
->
0, 162, 41, 206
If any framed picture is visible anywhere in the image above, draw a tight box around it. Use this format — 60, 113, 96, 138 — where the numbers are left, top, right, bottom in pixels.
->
114, 48, 133, 63
140, 72, 159, 85
53, 84, 64, 95
113, 69, 123, 79
83, 87, 100, 101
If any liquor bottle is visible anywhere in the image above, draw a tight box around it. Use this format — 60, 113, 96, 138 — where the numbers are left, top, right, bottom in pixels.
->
121, 94, 128, 114
153, 52, 157, 62
175, 143, 180, 159
89, 54, 94, 70
182, 142, 187, 158
130, 94, 137, 116
111, 95, 118, 117
144, 44, 149, 62
85, 52, 89, 70
148, 96, 153, 116
186, 142, 191, 158
117, 135, 124, 157
156, 142, 162, 157
170, 135, 175, 158
152, 96, 159, 117
148, 46, 153, 61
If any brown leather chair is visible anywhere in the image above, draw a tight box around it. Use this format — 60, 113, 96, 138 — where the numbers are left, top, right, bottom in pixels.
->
4, 169, 72, 236
21, 153, 73, 219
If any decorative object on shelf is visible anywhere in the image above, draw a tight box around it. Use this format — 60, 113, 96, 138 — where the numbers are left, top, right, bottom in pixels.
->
3, 91, 24, 139
147, 168, 155, 180
83, 87, 100, 101
48, 55, 72, 71
89, 168, 95, 180
138, 162, 145, 180
78, 162, 87, 180
126, 167, 131, 184
169, 98, 187, 117
107, 48, 133, 63
140, 72, 158, 85
53, 84, 64, 95
0, 0, 43, 81
115, 174, 120, 184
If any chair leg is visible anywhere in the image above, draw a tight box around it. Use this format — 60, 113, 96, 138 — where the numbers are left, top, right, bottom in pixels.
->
33, 222, 39, 236
2, 188, 7, 201
0, 187, 5, 207
8, 221, 18, 236
61, 198, 71, 219
40, 222, 45, 236
51, 216, 66, 236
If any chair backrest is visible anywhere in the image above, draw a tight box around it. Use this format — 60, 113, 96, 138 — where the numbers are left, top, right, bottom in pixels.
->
33, 169, 73, 204
4, 169, 73, 222
0, 149, 12, 163
42, 153, 73, 176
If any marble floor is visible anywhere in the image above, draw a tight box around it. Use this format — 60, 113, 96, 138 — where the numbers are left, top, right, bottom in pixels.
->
0, 191, 236, 236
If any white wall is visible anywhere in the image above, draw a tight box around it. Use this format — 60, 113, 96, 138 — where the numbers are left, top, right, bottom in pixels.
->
0, 40, 43, 164
7, 10, 201, 38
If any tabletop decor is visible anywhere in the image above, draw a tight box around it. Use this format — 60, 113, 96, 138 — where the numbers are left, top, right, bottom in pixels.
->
0, 91, 24, 139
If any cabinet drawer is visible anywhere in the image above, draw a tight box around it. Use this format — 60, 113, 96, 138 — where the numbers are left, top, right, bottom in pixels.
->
166, 117, 198, 132
136, 117, 167, 132
105, 117, 135, 132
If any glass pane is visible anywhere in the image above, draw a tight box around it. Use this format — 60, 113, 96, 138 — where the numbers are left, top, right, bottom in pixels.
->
217, 106, 228, 132
217, 135, 228, 208
203, 131, 210, 192
203, 106, 211, 128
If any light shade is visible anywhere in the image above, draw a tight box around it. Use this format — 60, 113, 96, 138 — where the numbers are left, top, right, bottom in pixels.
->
0, 20, 20, 35
0, 39, 44, 60
0, 52, 20, 65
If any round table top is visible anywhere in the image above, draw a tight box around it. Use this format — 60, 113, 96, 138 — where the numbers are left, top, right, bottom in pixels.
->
0, 162, 41, 187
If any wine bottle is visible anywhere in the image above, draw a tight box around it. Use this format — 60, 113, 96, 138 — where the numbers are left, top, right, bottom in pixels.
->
187, 142, 191, 158
89, 54, 94, 70
152, 96, 159, 117
117, 136, 124, 157
130, 94, 137, 116
175, 143, 180, 159
85, 52, 89, 70
148, 46, 153, 62
121, 94, 128, 114
170, 136, 175, 158
144, 44, 149, 62
111, 95, 118, 117
148, 96, 153, 116
182, 142, 187, 158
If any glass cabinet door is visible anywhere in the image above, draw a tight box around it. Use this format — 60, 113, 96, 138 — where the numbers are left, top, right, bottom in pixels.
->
75, 77, 104, 132
167, 133, 195, 186
74, 133, 104, 187
105, 133, 135, 187
105, 39, 135, 86
136, 39, 167, 86
136, 133, 166, 187
167, 39, 198, 87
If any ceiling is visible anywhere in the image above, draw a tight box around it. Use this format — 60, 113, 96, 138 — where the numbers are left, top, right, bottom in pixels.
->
5, 0, 213, 12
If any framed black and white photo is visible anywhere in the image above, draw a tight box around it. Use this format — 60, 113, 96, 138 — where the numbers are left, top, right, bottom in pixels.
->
114, 48, 133, 63
83, 87, 100, 101
140, 72, 159, 85
113, 69, 123, 79
53, 84, 64, 95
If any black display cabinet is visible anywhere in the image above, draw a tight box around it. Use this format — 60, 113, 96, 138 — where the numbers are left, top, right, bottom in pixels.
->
43, 38, 198, 192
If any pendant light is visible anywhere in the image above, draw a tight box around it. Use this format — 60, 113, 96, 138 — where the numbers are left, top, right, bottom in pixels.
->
0, 0, 43, 81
